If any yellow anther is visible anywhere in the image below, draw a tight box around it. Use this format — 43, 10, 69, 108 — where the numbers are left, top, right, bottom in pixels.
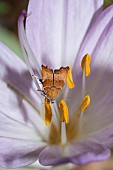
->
59, 100, 69, 124
80, 95, 90, 112
81, 54, 91, 77
66, 66, 75, 88
45, 98, 52, 126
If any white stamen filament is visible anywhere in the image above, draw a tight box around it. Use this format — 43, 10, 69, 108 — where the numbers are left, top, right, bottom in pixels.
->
19, 11, 41, 77
61, 122, 67, 146
51, 103, 59, 130
54, 101, 60, 120
78, 111, 84, 134
18, 12, 41, 91
79, 72, 86, 133
63, 85, 69, 102
82, 72, 86, 98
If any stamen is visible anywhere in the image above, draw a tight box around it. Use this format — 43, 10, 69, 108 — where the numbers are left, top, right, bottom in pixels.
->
79, 95, 90, 134
80, 95, 90, 112
18, 11, 41, 77
66, 66, 75, 88
59, 100, 69, 123
18, 12, 35, 77
61, 122, 67, 146
81, 54, 91, 77
51, 103, 60, 130
45, 98, 52, 126
18, 11, 42, 96
82, 71, 86, 98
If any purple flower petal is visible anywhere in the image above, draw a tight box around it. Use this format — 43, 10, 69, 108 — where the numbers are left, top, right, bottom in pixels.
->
39, 140, 110, 166
0, 137, 46, 168
69, 5, 113, 137
80, 7, 113, 134
0, 74, 48, 141
86, 124, 113, 147
0, 42, 41, 109
0, 110, 40, 140
26, 0, 103, 68
0, 77, 49, 141
70, 141, 110, 165
0, 42, 48, 140
75, 5, 113, 67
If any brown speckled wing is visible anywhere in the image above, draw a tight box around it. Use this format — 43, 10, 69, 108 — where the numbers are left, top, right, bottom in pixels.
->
42, 65, 53, 88
41, 65, 69, 99
54, 67, 69, 88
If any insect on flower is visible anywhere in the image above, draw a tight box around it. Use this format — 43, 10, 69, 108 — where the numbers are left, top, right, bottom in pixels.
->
38, 65, 73, 103
34, 64, 75, 126
1, 0, 113, 169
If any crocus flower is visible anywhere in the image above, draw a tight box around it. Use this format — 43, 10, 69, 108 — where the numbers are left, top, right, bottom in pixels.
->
0, 0, 113, 169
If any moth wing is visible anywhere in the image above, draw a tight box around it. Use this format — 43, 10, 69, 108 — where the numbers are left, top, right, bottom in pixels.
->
42, 65, 53, 88
44, 86, 61, 99
54, 67, 69, 88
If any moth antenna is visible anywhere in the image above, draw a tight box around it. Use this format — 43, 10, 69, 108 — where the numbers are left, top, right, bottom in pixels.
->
32, 75, 43, 84
37, 89, 50, 100
32, 74, 39, 80
37, 89, 45, 94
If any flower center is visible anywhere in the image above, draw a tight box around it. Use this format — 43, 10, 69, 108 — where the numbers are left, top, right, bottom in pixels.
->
18, 12, 91, 146
44, 54, 91, 146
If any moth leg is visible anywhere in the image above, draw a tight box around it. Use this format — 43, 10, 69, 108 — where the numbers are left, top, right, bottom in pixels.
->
32, 74, 38, 79
37, 89, 46, 96
37, 89, 45, 93
37, 90, 52, 101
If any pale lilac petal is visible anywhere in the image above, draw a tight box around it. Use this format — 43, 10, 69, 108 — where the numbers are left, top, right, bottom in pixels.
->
79, 7, 113, 134
0, 137, 46, 168
0, 110, 40, 140
0, 78, 49, 141
26, 0, 103, 68
69, 5, 113, 134
86, 124, 113, 147
75, 5, 113, 68
0, 41, 41, 108
0, 42, 49, 140
39, 140, 110, 166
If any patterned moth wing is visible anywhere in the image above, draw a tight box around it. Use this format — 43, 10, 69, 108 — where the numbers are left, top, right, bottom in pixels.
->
41, 65, 69, 99
54, 66, 69, 93
42, 65, 55, 99
42, 65, 53, 92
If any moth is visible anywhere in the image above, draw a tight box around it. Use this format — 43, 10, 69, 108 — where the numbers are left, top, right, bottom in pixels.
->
39, 65, 69, 103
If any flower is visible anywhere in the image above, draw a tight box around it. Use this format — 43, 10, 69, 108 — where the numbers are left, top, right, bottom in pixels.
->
0, 0, 113, 169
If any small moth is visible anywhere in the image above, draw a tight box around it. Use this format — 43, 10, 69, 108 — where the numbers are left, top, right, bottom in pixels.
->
40, 65, 69, 102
